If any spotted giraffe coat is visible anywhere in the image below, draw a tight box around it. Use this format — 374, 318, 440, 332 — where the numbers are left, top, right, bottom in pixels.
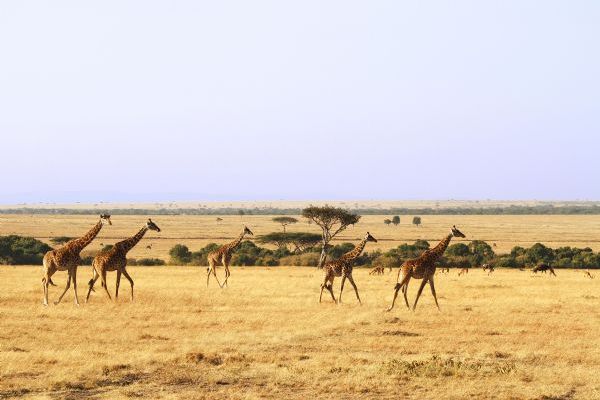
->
322, 238, 369, 284
43, 219, 106, 274
92, 226, 150, 272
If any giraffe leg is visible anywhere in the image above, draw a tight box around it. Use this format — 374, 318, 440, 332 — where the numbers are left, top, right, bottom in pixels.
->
387, 273, 410, 312
222, 263, 231, 288
55, 271, 72, 305
402, 278, 412, 309
42, 277, 49, 306
42, 260, 56, 306
86, 269, 99, 303
347, 275, 361, 305
121, 269, 134, 301
42, 270, 55, 307
338, 275, 347, 304
100, 271, 112, 301
412, 278, 429, 311
115, 270, 121, 299
428, 277, 440, 311
207, 260, 222, 288
71, 268, 79, 306
326, 281, 336, 303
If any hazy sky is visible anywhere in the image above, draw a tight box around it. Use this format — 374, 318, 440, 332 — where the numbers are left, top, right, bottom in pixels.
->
1, 1, 598, 203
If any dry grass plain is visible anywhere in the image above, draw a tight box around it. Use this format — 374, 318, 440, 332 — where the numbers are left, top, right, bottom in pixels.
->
1, 266, 599, 399
2, 214, 600, 260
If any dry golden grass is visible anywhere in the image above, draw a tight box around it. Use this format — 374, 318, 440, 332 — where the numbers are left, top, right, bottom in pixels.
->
1, 266, 599, 399
2, 214, 600, 260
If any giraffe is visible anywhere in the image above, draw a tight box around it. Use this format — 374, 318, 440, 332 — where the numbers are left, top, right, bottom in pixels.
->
41, 214, 112, 306
85, 219, 161, 302
319, 232, 377, 304
206, 226, 253, 288
387, 226, 466, 312
458, 267, 470, 276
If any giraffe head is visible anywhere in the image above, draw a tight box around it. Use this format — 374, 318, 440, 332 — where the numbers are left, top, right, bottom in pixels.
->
100, 214, 112, 225
365, 232, 378, 242
243, 226, 254, 236
146, 219, 161, 232
451, 225, 466, 238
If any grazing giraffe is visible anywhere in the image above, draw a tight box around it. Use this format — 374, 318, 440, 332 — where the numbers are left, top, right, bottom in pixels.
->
387, 226, 466, 312
86, 219, 161, 302
41, 214, 112, 306
206, 226, 253, 288
319, 232, 377, 304
583, 270, 595, 279
532, 263, 556, 276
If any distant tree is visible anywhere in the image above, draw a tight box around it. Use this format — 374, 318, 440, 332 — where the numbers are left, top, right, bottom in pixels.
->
169, 244, 192, 264
216, 217, 223, 223
412, 216, 422, 227
50, 236, 73, 246
383, 219, 392, 226
392, 216, 400, 226
272, 216, 298, 233
302, 205, 361, 267
238, 209, 245, 220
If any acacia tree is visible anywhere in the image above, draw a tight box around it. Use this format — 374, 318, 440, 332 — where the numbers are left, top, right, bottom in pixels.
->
383, 219, 392, 226
272, 216, 298, 233
412, 216, 422, 227
392, 216, 400, 226
302, 205, 361, 268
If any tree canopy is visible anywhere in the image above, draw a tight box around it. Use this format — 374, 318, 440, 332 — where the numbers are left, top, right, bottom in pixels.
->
302, 205, 361, 267
272, 216, 299, 232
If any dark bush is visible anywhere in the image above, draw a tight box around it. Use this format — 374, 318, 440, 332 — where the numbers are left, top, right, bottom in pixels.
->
0, 235, 52, 265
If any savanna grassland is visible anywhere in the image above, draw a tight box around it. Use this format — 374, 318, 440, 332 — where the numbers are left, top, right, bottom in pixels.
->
0, 266, 599, 399
2, 214, 600, 260
1, 212, 600, 399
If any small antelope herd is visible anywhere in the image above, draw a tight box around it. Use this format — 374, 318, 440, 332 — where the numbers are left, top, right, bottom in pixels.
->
40, 216, 594, 310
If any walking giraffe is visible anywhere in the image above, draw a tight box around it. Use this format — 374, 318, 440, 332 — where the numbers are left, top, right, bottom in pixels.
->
319, 232, 378, 304
86, 219, 161, 302
387, 226, 466, 312
41, 214, 112, 306
206, 226, 253, 288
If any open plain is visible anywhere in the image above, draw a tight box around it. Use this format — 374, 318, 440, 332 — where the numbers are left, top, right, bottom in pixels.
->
2, 214, 600, 259
1, 266, 599, 399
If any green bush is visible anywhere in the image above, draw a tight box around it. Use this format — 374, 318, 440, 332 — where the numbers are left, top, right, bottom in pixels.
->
170, 244, 192, 264
0, 235, 52, 265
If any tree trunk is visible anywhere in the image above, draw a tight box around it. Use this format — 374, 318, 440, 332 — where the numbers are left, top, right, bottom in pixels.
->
318, 247, 328, 268
318, 235, 329, 268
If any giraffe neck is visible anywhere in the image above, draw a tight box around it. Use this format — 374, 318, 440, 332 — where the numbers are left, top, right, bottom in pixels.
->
423, 233, 454, 262
70, 220, 104, 253
341, 238, 368, 261
225, 230, 246, 253
117, 227, 149, 254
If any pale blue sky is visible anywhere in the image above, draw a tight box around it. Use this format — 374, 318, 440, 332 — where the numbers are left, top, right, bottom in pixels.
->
0, 1, 598, 203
